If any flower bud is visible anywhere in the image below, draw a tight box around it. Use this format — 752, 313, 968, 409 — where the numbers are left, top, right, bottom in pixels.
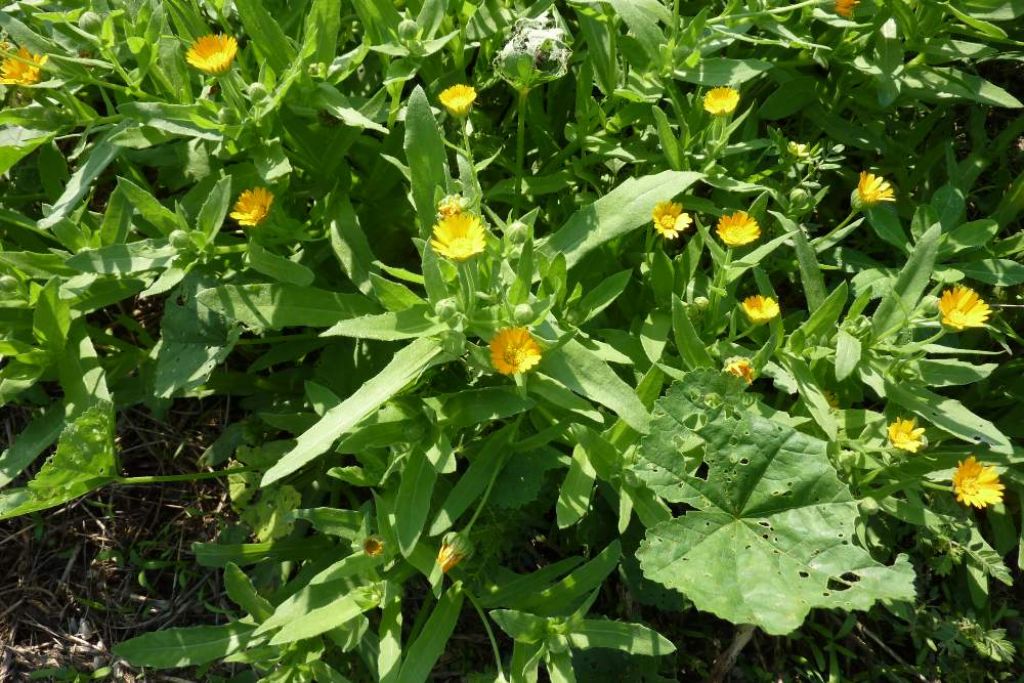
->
436, 532, 473, 573
169, 229, 192, 250
787, 141, 810, 158
513, 303, 534, 325
246, 82, 269, 101
693, 296, 710, 310
434, 297, 458, 322
217, 107, 238, 124
307, 61, 327, 79
398, 19, 420, 42
78, 11, 103, 33
505, 220, 529, 244
0, 275, 19, 292
858, 497, 879, 516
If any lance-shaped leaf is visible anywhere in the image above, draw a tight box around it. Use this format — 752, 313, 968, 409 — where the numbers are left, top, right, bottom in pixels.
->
636, 411, 915, 635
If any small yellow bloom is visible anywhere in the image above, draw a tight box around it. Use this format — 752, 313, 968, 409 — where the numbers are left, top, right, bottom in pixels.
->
888, 418, 925, 453
186, 34, 238, 75
0, 47, 47, 86
723, 357, 755, 384
716, 211, 760, 247
490, 327, 542, 376
855, 171, 895, 207
703, 87, 740, 115
430, 213, 487, 261
651, 201, 693, 239
834, 0, 859, 18
437, 194, 467, 219
741, 295, 780, 324
439, 84, 477, 117
938, 285, 990, 331
823, 391, 840, 410
363, 536, 384, 557
952, 456, 1004, 509
230, 188, 274, 227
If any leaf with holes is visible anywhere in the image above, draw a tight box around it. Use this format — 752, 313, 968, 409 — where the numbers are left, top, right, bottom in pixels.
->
635, 410, 915, 635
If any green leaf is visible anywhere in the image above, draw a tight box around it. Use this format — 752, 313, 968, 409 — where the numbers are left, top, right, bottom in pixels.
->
39, 125, 126, 229
247, 242, 316, 287
0, 402, 63, 488
234, 0, 297, 74
0, 126, 54, 175
405, 86, 448, 237
197, 283, 377, 332
320, 306, 445, 341
113, 623, 256, 669
429, 425, 516, 536
772, 212, 826, 311
779, 355, 837, 441
196, 175, 232, 239
567, 619, 676, 656
636, 408, 915, 635
269, 584, 381, 645
540, 339, 650, 433
871, 224, 941, 339
398, 583, 464, 683
0, 401, 116, 520
673, 58, 773, 86
834, 329, 861, 382
262, 337, 446, 485
882, 380, 1012, 455
67, 239, 177, 275
328, 194, 376, 296
32, 278, 70, 352
556, 444, 597, 529
395, 448, 437, 557
516, 541, 622, 616
540, 171, 703, 269
671, 295, 714, 369
224, 562, 274, 622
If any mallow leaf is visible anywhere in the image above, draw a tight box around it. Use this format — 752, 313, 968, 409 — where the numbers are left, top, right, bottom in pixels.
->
635, 401, 915, 635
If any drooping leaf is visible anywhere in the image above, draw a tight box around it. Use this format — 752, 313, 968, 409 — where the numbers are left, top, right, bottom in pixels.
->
113, 623, 256, 669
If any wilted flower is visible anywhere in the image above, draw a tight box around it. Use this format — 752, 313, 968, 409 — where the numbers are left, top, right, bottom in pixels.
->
952, 456, 1004, 509
741, 295, 780, 324
855, 171, 895, 207
938, 285, 990, 330
439, 84, 477, 117
186, 34, 238, 75
437, 194, 468, 219
716, 211, 760, 247
363, 536, 385, 557
835, 0, 860, 18
490, 327, 542, 375
703, 87, 740, 115
651, 201, 692, 239
0, 47, 47, 86
230, 188, 274, 227
494, 13, 571, 92
436, 532, 473, 573
430, 213, 487, 261
888, 418, 925, 453
724, 358, 755, 384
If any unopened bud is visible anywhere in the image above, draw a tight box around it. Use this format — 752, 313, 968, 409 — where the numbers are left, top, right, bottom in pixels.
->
169, 230, 191, 249
513, 303, 534, 325
436, 532, 473, 573
505, 220, 529, 244
247, 82, 269, 100
363, 535, 385, 557
398, 19, 419, 42
434, 297, 458, 323
78, 11, 103, 33
0, 275, 18, 292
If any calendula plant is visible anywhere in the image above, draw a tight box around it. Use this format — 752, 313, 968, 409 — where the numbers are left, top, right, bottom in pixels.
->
1, 0, 1022, 680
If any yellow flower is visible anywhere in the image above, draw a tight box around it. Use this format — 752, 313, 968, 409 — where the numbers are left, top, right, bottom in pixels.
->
723, 358, 755, 384
716, 211, 760, 247
0, 47, 47, 86
439, 84, 477, 117
186, 34, 238, 75
230, 188, 274, 227
855, 171, 895, 207
787, 141, 810, 158
952, 456, 1004, 509
363, 536, 384, 557
938, 285, 990, 331
490, 327, 542, 376
888, 418, 925, 453
430, 213, 487, 261
703, 87, 740, 115
835, 0, 859, 18
651, 201, 693, 239
437, 194, 467, 219
741, 295, 780, 324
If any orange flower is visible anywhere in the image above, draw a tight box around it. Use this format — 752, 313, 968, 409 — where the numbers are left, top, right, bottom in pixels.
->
490, 327, 542, 375
835, 0, 859, 18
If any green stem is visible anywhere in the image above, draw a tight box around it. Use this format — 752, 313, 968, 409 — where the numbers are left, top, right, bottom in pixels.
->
812, 208, 858, 249
235, 332, 320, 346
466, 590, 506, 681
707, 247, 733, 333
708, 0, 823, 24
514, 88, 530, 217
117, 467, 255, 486
211, 244, 248, 255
